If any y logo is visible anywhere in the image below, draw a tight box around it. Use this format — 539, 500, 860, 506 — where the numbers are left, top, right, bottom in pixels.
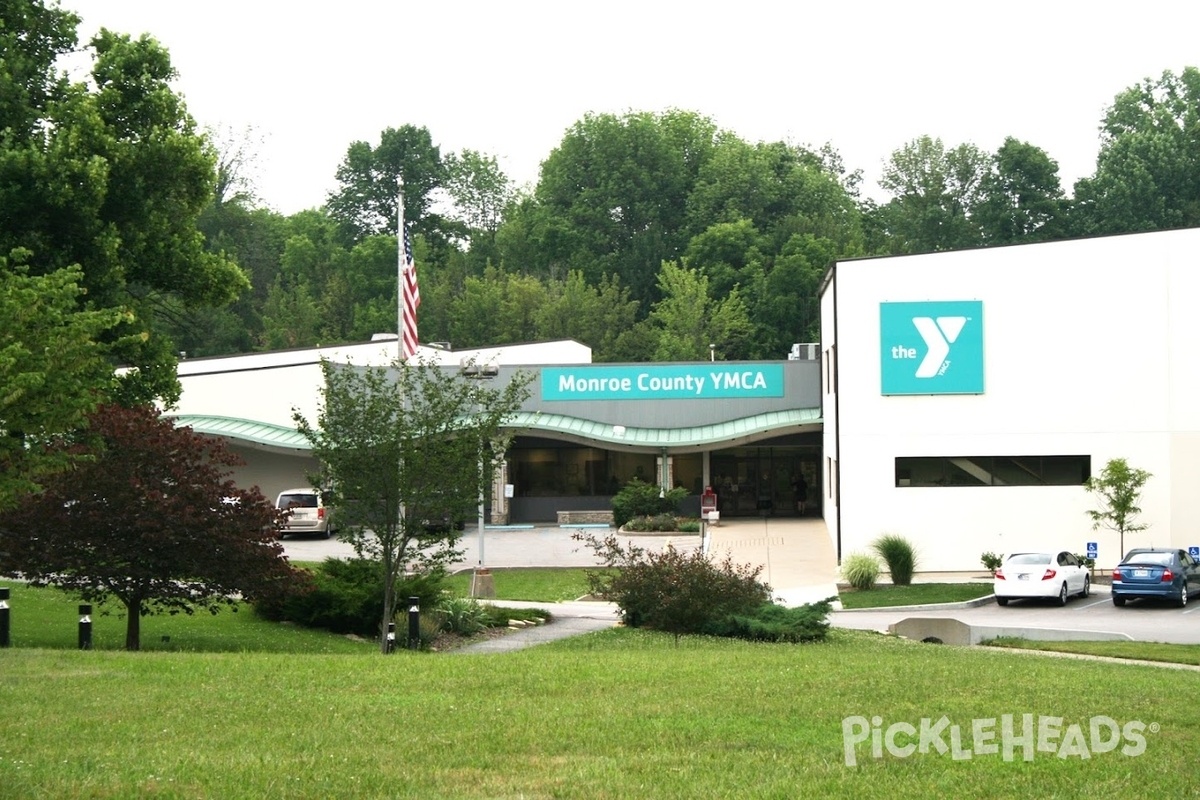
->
880, 301, 984, 395
911, 317, 967, 378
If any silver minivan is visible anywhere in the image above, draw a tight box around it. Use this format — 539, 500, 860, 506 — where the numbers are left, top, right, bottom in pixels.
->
275, 488, 335, 539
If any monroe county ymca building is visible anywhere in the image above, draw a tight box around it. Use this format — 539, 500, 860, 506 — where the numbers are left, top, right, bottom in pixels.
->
170, 226, 1200, 572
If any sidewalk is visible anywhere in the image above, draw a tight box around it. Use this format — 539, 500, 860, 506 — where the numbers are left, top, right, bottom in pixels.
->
452, 600, 620, 654
705, 516, 840, 607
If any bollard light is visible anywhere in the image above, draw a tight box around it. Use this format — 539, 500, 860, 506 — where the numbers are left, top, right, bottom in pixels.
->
385, 621, 396, 654
0, 587, 10, 648
407, 596, 420, 650
78, 603, 92, 650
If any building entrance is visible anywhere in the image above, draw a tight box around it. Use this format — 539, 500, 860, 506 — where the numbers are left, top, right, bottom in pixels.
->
710, 445, 820, 518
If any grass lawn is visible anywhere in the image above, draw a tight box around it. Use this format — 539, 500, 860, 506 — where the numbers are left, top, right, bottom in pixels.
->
2, 625, 1196, 798
838, 582, 994, 609
444, 567, 594, 602
982, 636, 1200, 667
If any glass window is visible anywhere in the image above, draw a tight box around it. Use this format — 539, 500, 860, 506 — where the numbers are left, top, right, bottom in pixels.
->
895, 456, 1091, 487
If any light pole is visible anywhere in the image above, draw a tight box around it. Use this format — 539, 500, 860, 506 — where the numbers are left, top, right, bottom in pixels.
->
460, 359, 498, 598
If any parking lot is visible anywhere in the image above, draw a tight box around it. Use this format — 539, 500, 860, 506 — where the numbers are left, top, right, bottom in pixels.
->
832, 583, 1200, 645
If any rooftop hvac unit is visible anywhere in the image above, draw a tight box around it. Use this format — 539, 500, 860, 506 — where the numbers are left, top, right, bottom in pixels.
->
789, 343, 818, 360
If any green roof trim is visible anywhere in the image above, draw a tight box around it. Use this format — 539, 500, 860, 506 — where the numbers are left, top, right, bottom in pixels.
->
169, 408, 822, 452
167, 415, 311, 450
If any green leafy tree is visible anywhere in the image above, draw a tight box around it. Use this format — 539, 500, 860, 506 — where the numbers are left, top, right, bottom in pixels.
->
1, 4, 249, 404
0, 404, 303, 650
443, 148, 514, 260
649, 260, 752, 361
1084, 458, 1152, 559
0, 259, 128, 510
294, 357, 531, 653
974, 137, 1066, 244
527, 109, 720, 308
325, 124, 446, 244
1072, 67, 1200, 235
533, 271, 641, 362
876, 136, 990, 254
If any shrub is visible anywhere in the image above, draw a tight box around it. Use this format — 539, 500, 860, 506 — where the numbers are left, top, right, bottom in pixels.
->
256, 558, 448, 638
873, 534, 918, 586
611, 478, 688, 528
981, 551, 1004, 575
841, 552, 880, 590
437, 596, 487, 635
703, 599, 833, 643
573, 531, 770, 641
677, 518, 701, 533
623, 513, 679, 532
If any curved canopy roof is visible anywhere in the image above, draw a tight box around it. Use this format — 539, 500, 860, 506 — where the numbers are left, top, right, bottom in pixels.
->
169, 408, 822, 454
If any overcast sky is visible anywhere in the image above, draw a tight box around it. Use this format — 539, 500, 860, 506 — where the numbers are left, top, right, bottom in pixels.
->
64, 0, 1200, 216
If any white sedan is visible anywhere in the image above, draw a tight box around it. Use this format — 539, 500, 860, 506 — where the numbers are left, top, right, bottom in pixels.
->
994, 551, 1091, 606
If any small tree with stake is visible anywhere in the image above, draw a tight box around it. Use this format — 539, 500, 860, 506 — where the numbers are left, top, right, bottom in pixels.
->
1084, 457, 1151, 562
294, 357, 530, 653
0, 404, 305, 651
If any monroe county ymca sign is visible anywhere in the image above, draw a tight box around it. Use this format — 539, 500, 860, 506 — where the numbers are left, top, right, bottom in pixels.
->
880, 301, 984, 395
542, 365, 785, 401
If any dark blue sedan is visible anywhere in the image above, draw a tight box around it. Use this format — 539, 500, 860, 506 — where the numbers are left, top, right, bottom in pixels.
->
1111, 548, 1200, 608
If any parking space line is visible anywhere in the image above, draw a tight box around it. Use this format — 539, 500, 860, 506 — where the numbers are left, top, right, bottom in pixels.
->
1183, 605, 1199, 615
1074, 598, 1110, 610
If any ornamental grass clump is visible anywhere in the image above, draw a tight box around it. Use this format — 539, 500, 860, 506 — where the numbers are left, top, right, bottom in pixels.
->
841, 552, 880, 590
873, 534, 918, 586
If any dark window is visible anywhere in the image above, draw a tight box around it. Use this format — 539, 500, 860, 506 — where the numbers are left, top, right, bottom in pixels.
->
895, 456, 1091, 487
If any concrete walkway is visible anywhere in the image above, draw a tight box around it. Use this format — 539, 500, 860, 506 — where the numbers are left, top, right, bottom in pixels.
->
452, 599, 620, 654
705, 516, 841, 607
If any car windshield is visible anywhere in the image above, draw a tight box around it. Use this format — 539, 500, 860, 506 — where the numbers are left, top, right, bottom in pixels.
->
1006, 553, 1051, 565
1124, 552, 1172, 567
278, 493, 317, 509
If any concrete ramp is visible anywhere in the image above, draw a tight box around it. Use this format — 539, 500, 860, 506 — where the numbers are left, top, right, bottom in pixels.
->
889, 617, 1134, 645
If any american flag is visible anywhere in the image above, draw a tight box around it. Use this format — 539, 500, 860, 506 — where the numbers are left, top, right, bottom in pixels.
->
400, 225, 420, 360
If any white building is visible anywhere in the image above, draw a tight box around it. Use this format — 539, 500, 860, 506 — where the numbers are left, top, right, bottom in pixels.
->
820, 227, 1200, 572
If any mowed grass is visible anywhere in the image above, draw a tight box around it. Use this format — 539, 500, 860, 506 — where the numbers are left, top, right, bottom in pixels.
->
444, 566, 594, 602
838, 582, 994, 608
4, 583, 1198, 797
2, 627, 1198, 798
0, 583, 372, 653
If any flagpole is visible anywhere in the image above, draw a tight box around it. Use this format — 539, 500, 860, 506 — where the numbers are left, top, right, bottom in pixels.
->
396, 178, 405, 362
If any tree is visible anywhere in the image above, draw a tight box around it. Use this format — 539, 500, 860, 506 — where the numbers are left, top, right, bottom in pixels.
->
325, 125, 446, 244
974, 137, 1066, 244
443, 149, 514, 256
1, 4, 250, 405
0, 259, 128, 510
1072, 67, 1200, 236
1084, 458, 1152, 560
0, 404, 303, 650
527, 110, 720, 308
876, 136, 990, 254
649, 261, 752, 361
294, 358, 531, 652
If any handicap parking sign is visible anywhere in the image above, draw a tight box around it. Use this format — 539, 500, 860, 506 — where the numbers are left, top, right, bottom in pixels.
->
1190, 546, 1199, 558
1087, 542, 1098, 556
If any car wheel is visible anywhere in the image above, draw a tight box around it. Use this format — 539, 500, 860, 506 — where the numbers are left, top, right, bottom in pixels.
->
1057, 583, 1068, 606
996, 597, 1009, 606
1177, 585, 1188, 608
1080, 575, 1090, 598
1112, 595, 1126, 607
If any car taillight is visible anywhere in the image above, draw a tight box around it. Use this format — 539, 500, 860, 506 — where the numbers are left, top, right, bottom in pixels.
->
1041, 569, 1057, 581
1112, 568, 1122, 581
1162, 569, 1173, 582
317, 508, 325, 519
995, 569, 1005, 580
